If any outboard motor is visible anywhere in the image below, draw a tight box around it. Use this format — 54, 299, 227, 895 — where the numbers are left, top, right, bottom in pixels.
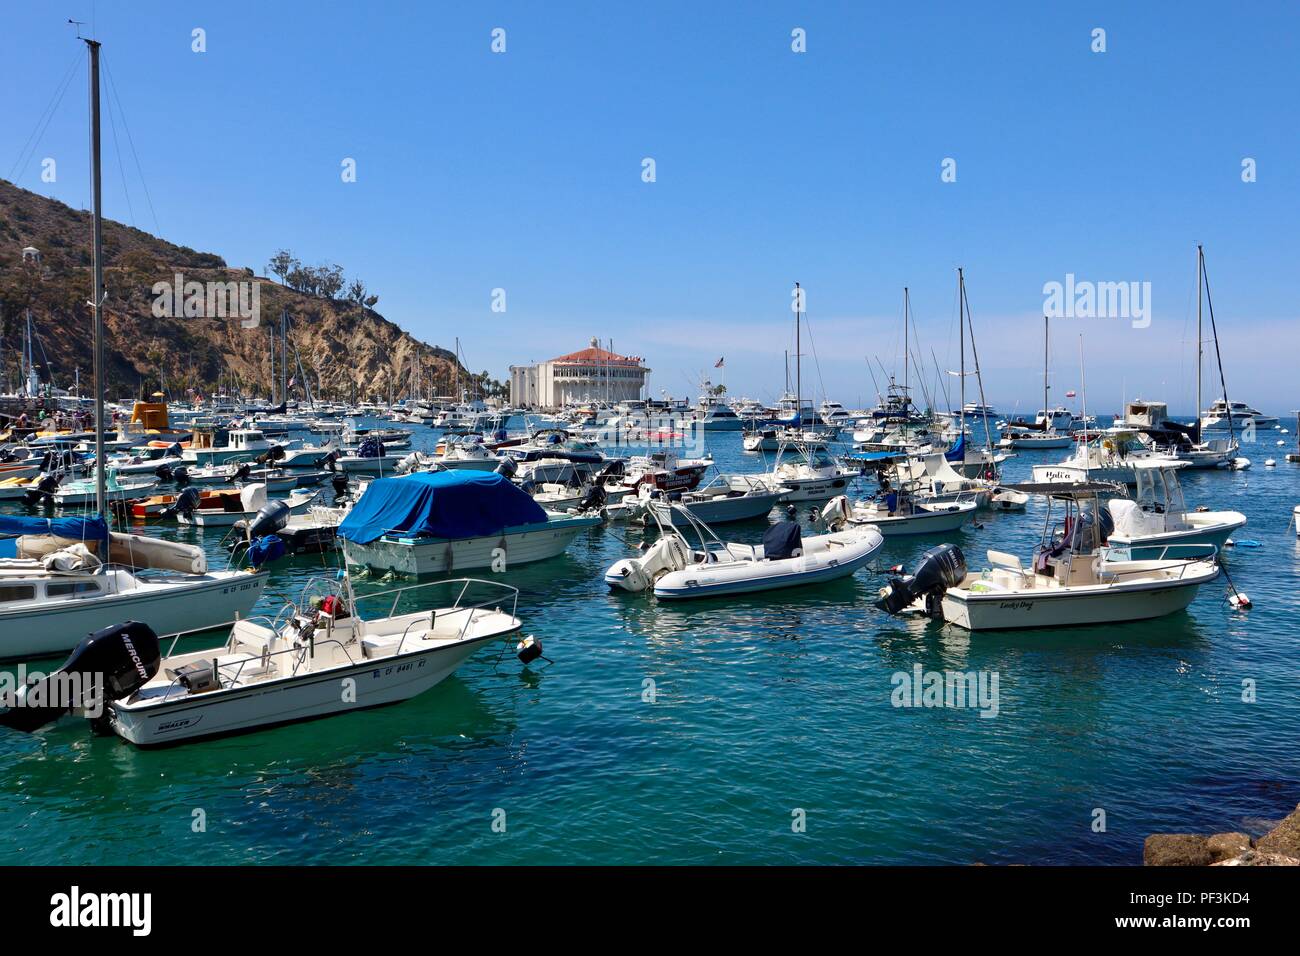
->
330, 473, 350, 500
24, 473, 61, 507
246, 499, 291, 540
171, 465, 190, 487
0, 622, 160, 733
233, 462, 252, 481
162, 485, 201, 520
576, 483, 607, 513
154, 462, 174, 482
874, 544, 967, 618
494, 457, 517, 479
324, 449, 341, 473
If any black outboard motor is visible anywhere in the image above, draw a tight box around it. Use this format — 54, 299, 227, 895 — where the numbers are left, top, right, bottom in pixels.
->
171, 465, 190, 487
154, 462, 174, 481
23, 473, 61, 507
494, 457, 517, 479
324, 449, 341, 473
233, 462, 252, 481
0, 622, 160, 733
330, 473, 350, 500
576, 483, 607, 512
874, 544, 967, 617
246, 499, 291, 539
161, 485, 201, 520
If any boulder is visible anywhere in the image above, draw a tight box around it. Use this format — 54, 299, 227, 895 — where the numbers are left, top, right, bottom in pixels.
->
1256, 803, 1300, 858
1214, 849, 1300, 866
1143, 834, 1212, 866
1205, 832, 1253, 863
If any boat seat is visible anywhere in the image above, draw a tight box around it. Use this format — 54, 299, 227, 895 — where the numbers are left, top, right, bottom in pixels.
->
217, 652, 273, 683
986, 550, 1025, 575
361, 631, 424, 658
230, 620, 279, 653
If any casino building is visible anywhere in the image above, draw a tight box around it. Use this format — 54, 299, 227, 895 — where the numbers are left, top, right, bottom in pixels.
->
509, 338, 650, 409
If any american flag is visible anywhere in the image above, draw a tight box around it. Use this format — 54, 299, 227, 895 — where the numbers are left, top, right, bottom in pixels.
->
714, 357, 724, 368
1065, 390, 1077, 398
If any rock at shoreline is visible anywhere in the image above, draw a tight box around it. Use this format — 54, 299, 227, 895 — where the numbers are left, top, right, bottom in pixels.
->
1145, 803, 1300, 866
1144, 834, 1212, 866
1255, 803, 1300, 858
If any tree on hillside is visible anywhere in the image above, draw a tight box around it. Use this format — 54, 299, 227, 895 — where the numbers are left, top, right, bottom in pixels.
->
268, 249, 298, 285
317, 263, 345, 300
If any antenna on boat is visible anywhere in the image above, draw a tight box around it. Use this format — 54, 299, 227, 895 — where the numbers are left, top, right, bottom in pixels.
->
1078, 333, 1089, 480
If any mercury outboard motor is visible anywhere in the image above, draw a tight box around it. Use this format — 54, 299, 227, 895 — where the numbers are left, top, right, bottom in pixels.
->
246, 499, 291, 539
162, 485, 201, 520
171, 465, 190, 487
330, 473, 350, 500
495, 457, 517, 479
23, 473, 61, 507
0, 622, 160, 733
874, 544, 967, 618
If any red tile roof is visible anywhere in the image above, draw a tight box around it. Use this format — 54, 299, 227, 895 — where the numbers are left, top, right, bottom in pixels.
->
550, 346, 643, 365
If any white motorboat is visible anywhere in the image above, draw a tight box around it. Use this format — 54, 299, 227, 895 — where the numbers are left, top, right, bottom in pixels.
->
724, 442, 858, 502
338, 470, 601, 576
874, 482, 1220, 631
605, 496, 884, 599
1201, 399, 1277, 431
1031, 429, 1179, 485
842, 490, 977, 536
891, 452, 996, 508
2, 577, 522, 745
693, 397, 744, 430
181, 428, 276, 466
434, 434, 501, 471
51, 470, 160, 507
643, 476, 786, 526
989, 487, 1029, 512
176, 484, 322, 528
1105, 461, 1246, 558
0, 514, 269, 659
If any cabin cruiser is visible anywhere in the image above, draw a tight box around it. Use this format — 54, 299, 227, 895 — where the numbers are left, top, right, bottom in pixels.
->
0, 514, 269, 659
1031, 429, 1180, 485
1124, 400, 1238, 469
182, 428, 276, 466
3, 577, 521, 745
998, 421, 1072, 450
743, 426, 834, 453
844, 483, 977, 536
605, 496, 884, 599
693, 397, 744, 431
819, 400, 854, 427
956, 401, 998, 419
433, 433, 501, 471
874, 482, 1220, 630
1201, 399, 1277, 431
338, 470, 601, 577
1106, 462, 1246, 558
723, 442, 858, 502
605, 449, 712, 494
50, 469, 161, 507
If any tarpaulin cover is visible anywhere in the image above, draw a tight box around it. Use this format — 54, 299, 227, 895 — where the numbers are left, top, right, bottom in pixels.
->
337, 470, 548, 544
0, 513, 109, 548
944, 433, 966, 462
762, 521, 803, 560
247, 534, 287, 568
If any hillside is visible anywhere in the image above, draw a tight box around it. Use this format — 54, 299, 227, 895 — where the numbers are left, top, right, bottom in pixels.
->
0, 179, 481, 401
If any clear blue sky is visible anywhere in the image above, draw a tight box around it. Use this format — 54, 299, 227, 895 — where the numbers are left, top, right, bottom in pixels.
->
3, 1, 1297, 415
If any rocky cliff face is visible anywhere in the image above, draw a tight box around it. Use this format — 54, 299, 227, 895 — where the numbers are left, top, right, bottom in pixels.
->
1145, 802, 1300, 866
0, 179, 472, 401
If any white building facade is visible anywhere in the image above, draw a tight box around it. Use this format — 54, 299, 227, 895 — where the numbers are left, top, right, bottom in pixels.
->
510, 338, 650, 409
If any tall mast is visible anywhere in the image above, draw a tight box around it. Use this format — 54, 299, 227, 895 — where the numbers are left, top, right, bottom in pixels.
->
87, 38, 106, 515
1196, 244, 1203, 435
795, 282, 802, 426
957, 268, 965, 435
280, 308, 288, 407
1043, 315, 1049, 427
903, 287, 910, 400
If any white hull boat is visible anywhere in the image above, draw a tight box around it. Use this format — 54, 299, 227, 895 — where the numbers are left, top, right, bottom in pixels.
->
846, 496, 976, 536
606, 496, 884, 599
646, 483, 785, 526
1105, 461, 1246, 559
178, 487, 322, 528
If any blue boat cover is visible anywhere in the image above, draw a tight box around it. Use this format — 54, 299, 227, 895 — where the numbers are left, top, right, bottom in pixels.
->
762, 521, 803, 561
944, 433, 966, 462
0, 513, 109, 548
337, 470, 548, 544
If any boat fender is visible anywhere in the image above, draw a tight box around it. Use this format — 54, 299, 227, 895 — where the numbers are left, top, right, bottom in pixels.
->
517, 635, 545, 665
1228, 591, 1252, 610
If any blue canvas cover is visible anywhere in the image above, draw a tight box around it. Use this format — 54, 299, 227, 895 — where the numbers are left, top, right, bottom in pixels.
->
762, 521, 803, 560
944, 433, 966, 462
337, 470, 548, 544
0, 513, 109, 549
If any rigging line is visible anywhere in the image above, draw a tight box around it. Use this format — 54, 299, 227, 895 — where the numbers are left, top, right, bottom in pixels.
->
1199, 251, 1236, 445
101, 67, 136, 227
6, 51, 82, 184
802, 313, 827, 403
102, 55, 161, 235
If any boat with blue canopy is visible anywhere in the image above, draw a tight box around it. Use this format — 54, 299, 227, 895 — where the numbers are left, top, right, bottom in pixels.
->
337, 470, 601, 576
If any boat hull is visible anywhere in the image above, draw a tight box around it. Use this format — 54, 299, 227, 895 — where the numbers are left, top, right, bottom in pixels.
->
652, 532, 883, 599
341, 516, 600, 576
0, 571, 268, 660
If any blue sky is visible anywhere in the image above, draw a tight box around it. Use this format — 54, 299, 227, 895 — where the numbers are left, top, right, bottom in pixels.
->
3, 1, 1297, 415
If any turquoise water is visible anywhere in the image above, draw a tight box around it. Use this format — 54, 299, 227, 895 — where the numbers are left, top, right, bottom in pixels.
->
3, 422, 1298, 865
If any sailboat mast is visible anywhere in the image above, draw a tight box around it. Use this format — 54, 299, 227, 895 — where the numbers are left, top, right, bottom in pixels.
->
957, 268, 965, 435
1043, 315, 1049, 427
795, 282, 802, 426
87, 38, 106, 515
903, 287, 910, 400
1196, 244, 1203, 435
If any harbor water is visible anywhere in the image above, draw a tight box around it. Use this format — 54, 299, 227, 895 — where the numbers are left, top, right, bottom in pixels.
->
2, 421, 1298, 865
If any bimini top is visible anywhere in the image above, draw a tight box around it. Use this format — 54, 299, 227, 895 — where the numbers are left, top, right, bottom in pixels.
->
337, 470, 548, 544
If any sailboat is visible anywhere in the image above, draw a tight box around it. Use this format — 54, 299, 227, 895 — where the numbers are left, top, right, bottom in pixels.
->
948, 269, 1009, 479
999, 317, 1072, 449
0, 37, 270, 661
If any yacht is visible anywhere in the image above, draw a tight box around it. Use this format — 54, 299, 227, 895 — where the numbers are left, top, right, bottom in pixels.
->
694, 397, 744, 431
819, 400, 853, 427
1201, 399, 1277, 431
181, 428, 276, 466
